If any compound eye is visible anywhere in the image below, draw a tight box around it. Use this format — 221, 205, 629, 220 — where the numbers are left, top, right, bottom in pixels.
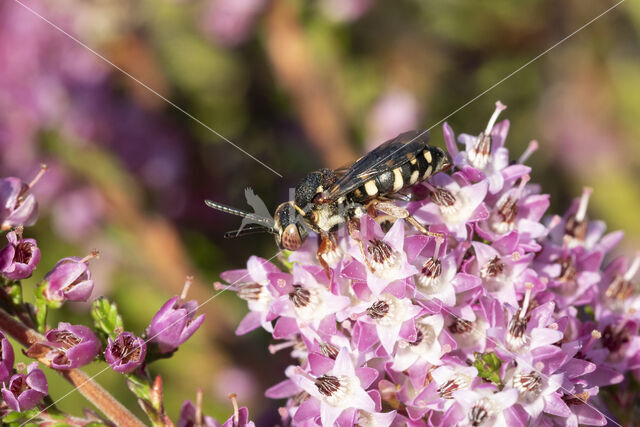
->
282, 224, 303, 251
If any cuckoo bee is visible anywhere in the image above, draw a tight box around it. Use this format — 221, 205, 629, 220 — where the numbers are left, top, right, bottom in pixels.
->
206, 130, 451, 275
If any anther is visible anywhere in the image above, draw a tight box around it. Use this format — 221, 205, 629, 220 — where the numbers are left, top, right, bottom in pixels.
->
79, 249, 100, 264
289, 285, 312, 308
367, 300, 390, 320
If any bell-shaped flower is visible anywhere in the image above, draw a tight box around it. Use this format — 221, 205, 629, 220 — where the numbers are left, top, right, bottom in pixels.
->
1, 362, 48, 412
105, 332, 147, 374
41, 253, 97, 303
147, 278, 205, 354
45, 322, 101, 370
0, 166, 45, 230
0, 229, 40, 280
0, 331, 15, 382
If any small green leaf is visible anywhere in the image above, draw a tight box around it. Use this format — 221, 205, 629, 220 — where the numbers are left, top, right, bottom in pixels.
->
34, 285, 49, 333
473, 351, 503, 387
126, 374, 151, 401
91, 297, 124, 341
2, 408, 41, 423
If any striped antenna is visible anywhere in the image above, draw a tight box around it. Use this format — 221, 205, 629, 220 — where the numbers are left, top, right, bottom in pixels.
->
204, 200, 274, 227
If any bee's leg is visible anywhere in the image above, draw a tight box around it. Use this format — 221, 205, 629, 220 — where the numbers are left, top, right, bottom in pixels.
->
347, 217, 375, 272
370, 200, 443, 238
317, 233, 341, 280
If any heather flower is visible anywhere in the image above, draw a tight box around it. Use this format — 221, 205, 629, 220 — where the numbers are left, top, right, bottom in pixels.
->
391, 313, 445, 372
45, 322, 101, 370
0, 166, 46, 230
270, 264, 350, 336
218, 256, 280, 335
292, 349, 376, 427
0, 228, 40, 280
595, 253, 640, 319
41, 253, 97, 303
1, 362, 48, 412
412, 172, 489, 240
105, 332, 147, 374
178, 400, 219, 427
0, 331, 15, 382
354, 292, 421, 354
346, 216, 418, 295
147, 278, 206, 354
452, 385, 519, 426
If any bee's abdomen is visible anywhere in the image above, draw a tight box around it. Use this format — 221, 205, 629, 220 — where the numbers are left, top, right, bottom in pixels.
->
349, 147, 439, 203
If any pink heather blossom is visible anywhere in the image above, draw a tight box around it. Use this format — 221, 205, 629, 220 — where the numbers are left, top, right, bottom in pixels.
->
218, 103, 635, 426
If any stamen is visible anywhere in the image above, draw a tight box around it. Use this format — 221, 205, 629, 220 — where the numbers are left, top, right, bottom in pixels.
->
289, 285, 312, 308
315, 375, 341, 397
196, 389, 203, 427
268, 340, 297, 354
481, 256, 504, 279
469, 401, 490, 426
484, 101, 507, 135
180, 276, 193, 300
228, 393, 239, 427
429, 186, 456, 207
448, 318, 473, 334
581, 330, 601, 355
367, 239, 392, 264
513, 371, 542, 394
624, 252, 640, 282
518, 140, 539, 164
520, 283, 534, 320
367, 300, 390, 320
439, 372, 473, 400
319, 342, 339, 359
28, 164, 49, 189
575, 187, 592, 223
80, 249, 100, 264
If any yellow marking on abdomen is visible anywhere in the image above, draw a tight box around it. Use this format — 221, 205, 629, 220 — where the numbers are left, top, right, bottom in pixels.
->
410, 170, 419, 184
393, 168, 404, 191
424, 151, 433, 163
424, 165, 432, 178
364, 180, 378, 196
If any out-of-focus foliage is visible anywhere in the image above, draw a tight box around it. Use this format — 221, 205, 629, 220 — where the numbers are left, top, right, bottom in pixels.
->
1, 0, 638, 422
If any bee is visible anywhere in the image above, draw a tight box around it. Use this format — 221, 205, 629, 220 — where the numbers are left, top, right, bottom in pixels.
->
205, 130, 451, 275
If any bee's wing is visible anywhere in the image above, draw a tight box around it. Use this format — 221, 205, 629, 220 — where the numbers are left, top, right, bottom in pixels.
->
324, 130, 430, 200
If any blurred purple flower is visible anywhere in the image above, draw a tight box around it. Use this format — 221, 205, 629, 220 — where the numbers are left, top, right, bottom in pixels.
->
45, 322, 101, 370
0, 229, 40, 280
1, 362, 48, 412
41, 253, 96, 303
0, 167, 45, 230
0, 330, 15, 382
201, 0, 267, 47
105, 332, 147, 374
367, 89, 419, 151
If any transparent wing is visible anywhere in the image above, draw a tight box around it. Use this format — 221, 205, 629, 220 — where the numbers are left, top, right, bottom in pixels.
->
324, 130, 430, 199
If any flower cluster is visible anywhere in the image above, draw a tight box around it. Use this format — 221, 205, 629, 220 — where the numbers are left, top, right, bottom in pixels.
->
0, 172, 212, 424
220, 102, 636, 426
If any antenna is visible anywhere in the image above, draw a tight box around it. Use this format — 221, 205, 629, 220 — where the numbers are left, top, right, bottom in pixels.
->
204, 200, 274, 227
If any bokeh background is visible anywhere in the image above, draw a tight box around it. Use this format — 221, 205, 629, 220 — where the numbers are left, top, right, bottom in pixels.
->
1, 0, 640, 423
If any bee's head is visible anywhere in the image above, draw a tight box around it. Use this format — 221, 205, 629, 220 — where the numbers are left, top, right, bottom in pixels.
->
273, 201, 308, 251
